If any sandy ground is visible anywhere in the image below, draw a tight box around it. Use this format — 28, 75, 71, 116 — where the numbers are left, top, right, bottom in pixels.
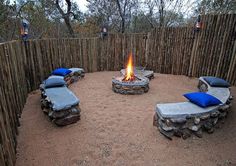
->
16, 72, 236, 166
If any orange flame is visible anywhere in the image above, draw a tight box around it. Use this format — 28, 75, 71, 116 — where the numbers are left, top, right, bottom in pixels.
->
124, 53, 135, 81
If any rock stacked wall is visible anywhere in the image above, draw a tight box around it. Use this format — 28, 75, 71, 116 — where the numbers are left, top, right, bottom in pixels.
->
153, 104, 231, 140
41, 95, 81, 126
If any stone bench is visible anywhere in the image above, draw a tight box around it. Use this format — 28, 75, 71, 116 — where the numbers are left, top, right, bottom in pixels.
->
40, 67, 84, 126
41, 86, 81, 126
154, 77, 232, 140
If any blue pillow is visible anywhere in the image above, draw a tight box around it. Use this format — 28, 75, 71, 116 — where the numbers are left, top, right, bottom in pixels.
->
51, 68, 72, 76
44, 78, 66, 88
203, 76, 230, 87
183, 92, 222, 108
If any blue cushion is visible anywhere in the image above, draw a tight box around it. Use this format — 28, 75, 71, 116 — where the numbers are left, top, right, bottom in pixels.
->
203, 76, 230, 87
51, 68, 72, 76
183, 92, 222, 108
44, 78, 66, 88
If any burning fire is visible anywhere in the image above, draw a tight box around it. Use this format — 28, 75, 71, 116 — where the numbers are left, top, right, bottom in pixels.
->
124, 53, 135, 81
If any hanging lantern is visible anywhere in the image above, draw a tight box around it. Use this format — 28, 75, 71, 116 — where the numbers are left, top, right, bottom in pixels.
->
195, 15, 202, 32
21, 19, 29, 41
100, 26, 108, 39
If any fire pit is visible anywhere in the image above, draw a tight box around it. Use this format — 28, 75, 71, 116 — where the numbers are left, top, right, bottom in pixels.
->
112, 54, 149, 95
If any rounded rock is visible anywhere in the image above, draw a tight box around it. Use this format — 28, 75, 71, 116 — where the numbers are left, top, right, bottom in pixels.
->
200, 114, 210, 120
189, 125, 200, 132
194, 117, 201, 125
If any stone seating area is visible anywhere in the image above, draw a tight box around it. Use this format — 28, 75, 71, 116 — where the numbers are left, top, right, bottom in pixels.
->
40, 68, 85, 126
153, 77, 233, 140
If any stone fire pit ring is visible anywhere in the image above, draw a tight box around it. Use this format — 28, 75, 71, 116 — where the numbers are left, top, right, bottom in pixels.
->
112, 76, 149, 95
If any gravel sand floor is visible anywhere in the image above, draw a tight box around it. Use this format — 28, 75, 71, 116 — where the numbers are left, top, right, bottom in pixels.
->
16, 72, 236, 166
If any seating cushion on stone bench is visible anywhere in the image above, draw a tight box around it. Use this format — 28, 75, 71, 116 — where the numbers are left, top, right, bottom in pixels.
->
52, 68, 72, 76
44, 77, 66, 89
48, 75, 64, 80
199, 77, 231, 104
156, 102, 219, 119
202, 76, 230, 87
44, 87, 80, 111
183, 92, 222, 108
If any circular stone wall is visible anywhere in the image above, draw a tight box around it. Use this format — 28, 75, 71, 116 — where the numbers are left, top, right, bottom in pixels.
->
112, 76, 149, 95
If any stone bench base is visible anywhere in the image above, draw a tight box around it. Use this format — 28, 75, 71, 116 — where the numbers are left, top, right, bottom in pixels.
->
153, 103, 231, 140
52, 107, 81, 126
41, 102, 81, 126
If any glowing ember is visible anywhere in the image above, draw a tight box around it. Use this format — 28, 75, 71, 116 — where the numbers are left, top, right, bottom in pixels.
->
124, 53, 135, 81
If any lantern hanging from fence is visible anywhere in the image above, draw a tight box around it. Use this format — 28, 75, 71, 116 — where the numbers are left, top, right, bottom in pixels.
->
21, 19, 29, 41
100, 26, 108, 39
195, 15, 202, 32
